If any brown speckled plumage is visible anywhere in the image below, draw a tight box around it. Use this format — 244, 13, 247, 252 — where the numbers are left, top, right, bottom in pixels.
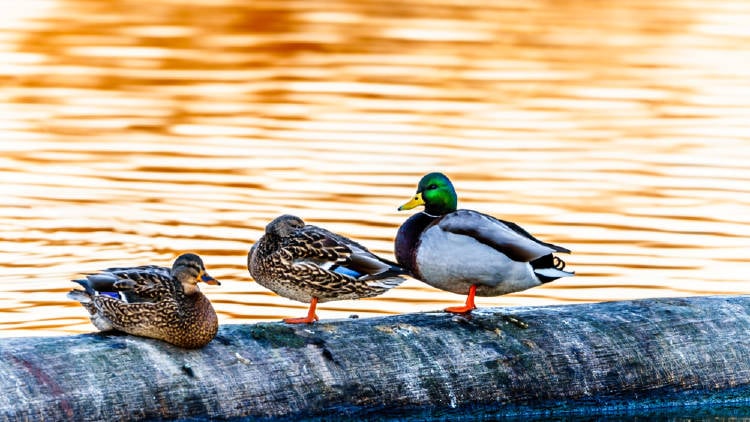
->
67, 253, 220, 349
248, 215, 407, 304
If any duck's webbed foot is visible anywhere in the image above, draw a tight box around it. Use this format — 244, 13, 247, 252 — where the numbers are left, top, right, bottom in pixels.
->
444, 284, 477, 314
283, 297, 320, 324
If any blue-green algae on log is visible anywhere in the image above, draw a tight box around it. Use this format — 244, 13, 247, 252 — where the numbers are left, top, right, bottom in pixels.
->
1, 295, 750, 421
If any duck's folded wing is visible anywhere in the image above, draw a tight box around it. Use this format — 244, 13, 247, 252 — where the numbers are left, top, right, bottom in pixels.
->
293, 226, 405, 279
347, 251, 406, 279
283, 228, 350, 264
97, 267, 173, 301
104, 265, 167, 276
438, 210, 569, 263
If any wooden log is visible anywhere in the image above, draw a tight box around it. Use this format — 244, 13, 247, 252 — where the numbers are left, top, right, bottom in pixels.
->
1, 295, 750, 420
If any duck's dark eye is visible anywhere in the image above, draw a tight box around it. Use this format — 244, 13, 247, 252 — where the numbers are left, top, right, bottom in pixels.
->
427, 184, 438, 190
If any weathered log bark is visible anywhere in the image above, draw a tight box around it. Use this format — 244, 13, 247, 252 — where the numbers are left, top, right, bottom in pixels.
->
1, 295, 750, 420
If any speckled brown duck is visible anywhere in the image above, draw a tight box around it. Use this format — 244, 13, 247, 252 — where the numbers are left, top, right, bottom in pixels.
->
67, 253, 221, 349
248, 214, 407, 324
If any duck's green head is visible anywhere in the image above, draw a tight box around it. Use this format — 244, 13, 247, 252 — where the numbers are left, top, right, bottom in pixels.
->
398, 172, 457, 216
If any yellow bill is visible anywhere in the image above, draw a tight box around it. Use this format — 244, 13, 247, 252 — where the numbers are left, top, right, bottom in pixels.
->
398, 193, 425, 211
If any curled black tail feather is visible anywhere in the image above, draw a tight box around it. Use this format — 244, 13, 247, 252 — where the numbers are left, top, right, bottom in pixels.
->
553, 256, 566, 271
530, 254, 573, 284
530, 254, 554, 271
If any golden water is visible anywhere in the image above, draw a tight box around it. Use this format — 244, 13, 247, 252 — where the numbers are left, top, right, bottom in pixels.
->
1, 0, 749, 337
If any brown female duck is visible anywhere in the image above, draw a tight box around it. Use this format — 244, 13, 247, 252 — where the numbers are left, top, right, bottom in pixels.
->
67, 253, 220, 348
248, 214, 407, 324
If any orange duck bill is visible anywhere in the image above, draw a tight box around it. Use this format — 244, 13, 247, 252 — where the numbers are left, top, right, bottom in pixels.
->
200, 273, 221, 285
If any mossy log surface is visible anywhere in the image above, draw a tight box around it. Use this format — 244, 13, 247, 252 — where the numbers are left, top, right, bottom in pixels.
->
2, 295, 750, 421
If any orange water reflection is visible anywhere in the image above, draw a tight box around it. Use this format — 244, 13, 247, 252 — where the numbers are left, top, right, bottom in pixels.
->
1, 0, 749, 337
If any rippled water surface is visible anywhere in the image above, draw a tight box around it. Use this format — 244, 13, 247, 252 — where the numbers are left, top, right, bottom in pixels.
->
1, 0, 749, 336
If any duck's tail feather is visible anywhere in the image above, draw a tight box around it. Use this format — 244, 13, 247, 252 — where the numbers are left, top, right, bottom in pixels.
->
67, 289, 93, 303
334, 263, 407, 288
534, 267, 574, 283
363, 274, 406, 290
362, 261, 408, 278
71, 279, 97, 296
347, 253, 409, 278
67, 289, 104, 318
358, 261, 408, 289
531, 254, 574, 283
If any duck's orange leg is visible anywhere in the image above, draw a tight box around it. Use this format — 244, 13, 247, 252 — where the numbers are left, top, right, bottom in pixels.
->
283, 297, 320, 324
445, 284, 477, 314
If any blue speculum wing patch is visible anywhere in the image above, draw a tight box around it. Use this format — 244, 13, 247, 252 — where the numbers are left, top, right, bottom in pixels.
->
333, 266, 362, 278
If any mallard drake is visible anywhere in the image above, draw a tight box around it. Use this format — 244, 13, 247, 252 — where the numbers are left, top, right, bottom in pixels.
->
248, 214, 407, 324
395, 172, 573, 314
67, 253, 221, 349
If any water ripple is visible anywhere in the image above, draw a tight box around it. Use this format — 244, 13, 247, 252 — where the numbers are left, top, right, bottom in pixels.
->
1, 0, 749, 336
